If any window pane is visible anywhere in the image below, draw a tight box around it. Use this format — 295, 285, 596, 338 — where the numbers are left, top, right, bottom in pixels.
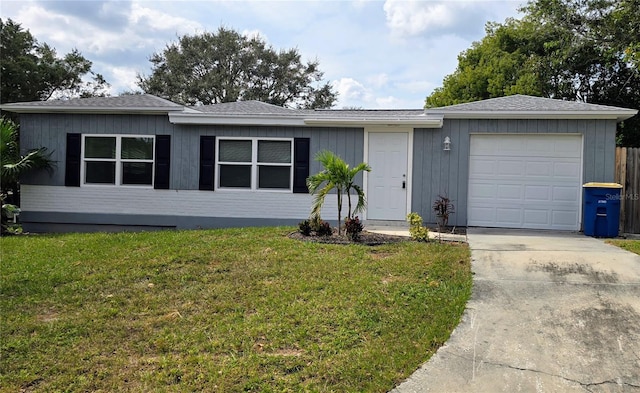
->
85, 137, 115, 159
219, 140, 252, 162
122, 162, 153, 185
219, 165, 251, 187
258, 166, 291, 189
85, 161, 115, 184
258, 140, 291, 163
122, 137, 153, 159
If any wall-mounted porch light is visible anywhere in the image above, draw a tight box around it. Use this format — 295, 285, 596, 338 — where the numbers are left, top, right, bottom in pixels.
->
443, 136, 451, 151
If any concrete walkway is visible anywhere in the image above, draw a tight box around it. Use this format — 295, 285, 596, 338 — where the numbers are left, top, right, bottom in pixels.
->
391, 228, 640, 393
366, 226, 466, 243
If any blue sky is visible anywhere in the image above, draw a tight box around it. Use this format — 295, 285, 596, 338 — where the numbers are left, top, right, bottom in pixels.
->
0, 0, 524, 108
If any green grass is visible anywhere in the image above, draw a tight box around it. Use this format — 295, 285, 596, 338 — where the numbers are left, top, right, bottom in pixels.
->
607, 239, 640, 255
0, 227, 471, 392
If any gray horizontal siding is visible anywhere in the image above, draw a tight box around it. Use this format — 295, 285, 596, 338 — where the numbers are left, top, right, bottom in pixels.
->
19, 113, 365, 189
412, 118, 618, 227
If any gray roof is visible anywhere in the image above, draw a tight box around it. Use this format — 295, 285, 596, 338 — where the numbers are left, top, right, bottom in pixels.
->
195, 100, 299, 115
2, 93, 635, 123
194, 101, 425, 118
312, 108, 424, 118
427, 94, 636, 114
0, 94, 185, 113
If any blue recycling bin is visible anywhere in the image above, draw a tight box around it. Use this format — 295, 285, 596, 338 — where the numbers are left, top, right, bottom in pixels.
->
582, 183, 622, 238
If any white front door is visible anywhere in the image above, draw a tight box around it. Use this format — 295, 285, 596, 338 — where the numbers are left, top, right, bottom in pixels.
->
367, 132, 409, 220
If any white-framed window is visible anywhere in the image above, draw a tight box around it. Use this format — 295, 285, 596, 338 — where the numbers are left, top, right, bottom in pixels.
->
217, 138, 293, 191
82, 135, 155, 186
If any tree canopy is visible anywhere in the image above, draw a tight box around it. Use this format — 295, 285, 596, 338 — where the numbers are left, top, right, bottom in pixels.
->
137, 27, 338, 109
0, 18, 109, 104
425, 0, 640, 146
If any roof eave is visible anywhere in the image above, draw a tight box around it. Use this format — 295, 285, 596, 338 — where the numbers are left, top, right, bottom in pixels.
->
170, 113, 445, 128
431, 110, 638, 122
169, 112, 307, 126
303, 117, 444, 128
0, 105, 185, 114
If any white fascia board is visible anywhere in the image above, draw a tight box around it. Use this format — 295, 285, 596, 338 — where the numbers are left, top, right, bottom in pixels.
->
434, 110, 638, 122
169, 112, 307, 126
303, 116, 444, 128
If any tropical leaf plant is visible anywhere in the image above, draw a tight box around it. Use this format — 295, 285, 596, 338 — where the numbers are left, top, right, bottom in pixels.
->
306, 150, 371, 234
1, 117, 54, 234
1, 117, 54, 187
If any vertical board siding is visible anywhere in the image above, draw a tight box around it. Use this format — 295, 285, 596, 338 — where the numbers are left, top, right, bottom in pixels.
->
412, 118, 617, 227
18, 113, 365, 191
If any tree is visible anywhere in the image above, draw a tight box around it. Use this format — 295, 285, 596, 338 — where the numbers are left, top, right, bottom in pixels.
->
137, 27, 338, 109
1, 117, 53, 233
425, 0, 640, 146
0, 18, 109, 104
306, 150, 371, 234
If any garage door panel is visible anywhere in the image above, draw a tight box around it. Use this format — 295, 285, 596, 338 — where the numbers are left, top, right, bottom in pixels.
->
554, 138, 582, 157
469, 182, 497, 199
497, 208, 524, 225
497, 160, 525, 175
554, 162, 581, 177
553, 186, 580, 202
524, 209, 551, 225
497, 184, 522, 200
470, 159, 497, 175
526, 161, 553, 177
468, 134, 582, 230
524, 185, 551, 201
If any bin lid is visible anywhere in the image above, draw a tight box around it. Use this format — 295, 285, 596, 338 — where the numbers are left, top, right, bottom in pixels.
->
582, 182, 623, 188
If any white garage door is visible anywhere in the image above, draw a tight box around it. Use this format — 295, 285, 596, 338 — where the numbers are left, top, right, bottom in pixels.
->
468, 134, 582, 230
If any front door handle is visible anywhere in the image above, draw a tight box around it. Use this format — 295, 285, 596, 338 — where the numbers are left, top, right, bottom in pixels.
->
402, 181, 406, 189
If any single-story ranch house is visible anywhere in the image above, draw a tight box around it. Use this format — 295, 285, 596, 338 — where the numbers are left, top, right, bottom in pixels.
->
1, 94, 637, 233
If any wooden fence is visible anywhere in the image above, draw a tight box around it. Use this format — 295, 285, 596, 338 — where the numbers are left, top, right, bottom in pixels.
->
615, 147, 640, 234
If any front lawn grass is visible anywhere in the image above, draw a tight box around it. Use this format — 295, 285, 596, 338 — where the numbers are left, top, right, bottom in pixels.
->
1, 227, 471, 392
607, 239, 640, 255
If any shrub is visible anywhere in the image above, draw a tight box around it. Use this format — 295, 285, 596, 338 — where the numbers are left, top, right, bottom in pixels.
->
298, 220, 312, 236
433, 194, 455, 231
316, 221, 333, 237
407, 212, 429, 242
344, 216, 363, 241
310, 215, 324, 232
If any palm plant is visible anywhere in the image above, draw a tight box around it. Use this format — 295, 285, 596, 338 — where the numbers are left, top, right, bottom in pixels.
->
306, 150, 371, 234
1, 117, 53, 233
1, 117, 54, 188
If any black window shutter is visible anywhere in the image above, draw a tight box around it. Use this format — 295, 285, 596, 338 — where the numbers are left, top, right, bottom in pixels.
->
199, 136, 216, 191
154, 135, 171, 189
293, 138, 310, 193
65, 133, 81, 187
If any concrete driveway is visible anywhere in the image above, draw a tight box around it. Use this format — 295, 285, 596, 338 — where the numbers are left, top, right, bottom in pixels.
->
392, 228, 640, 393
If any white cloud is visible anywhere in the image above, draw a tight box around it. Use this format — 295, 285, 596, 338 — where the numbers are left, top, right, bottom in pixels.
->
107, 66, 140, 94
382, 0, 520, 38
376, 95, 401, 107
368, 73, 389, 88
384, 0, 456, 36
242, 29, 269, 42
129, 2, 201, 34
333, 77, 373, 103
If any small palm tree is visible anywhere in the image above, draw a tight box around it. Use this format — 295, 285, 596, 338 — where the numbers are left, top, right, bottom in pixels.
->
1, 117, 54, 188
306, 150, 371, 234
1, 117, 53, 233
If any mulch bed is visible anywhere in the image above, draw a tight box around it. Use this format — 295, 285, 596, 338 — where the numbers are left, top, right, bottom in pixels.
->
288, 230, 408, 246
